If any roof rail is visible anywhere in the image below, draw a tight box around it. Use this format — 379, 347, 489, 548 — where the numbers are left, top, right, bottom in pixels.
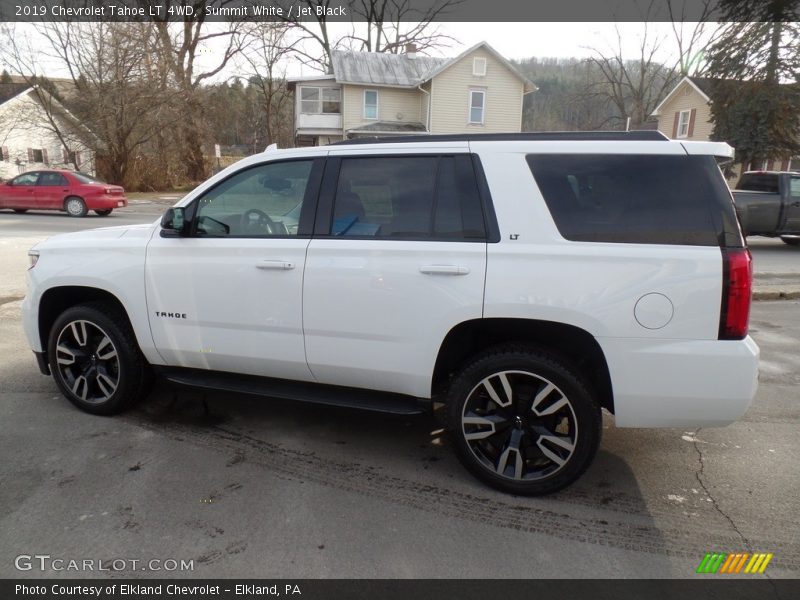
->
332, 131, 669, 145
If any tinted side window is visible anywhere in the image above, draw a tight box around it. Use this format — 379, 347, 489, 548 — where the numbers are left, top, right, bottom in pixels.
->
195, 161, 313, 237
330, 155, 485, 240
736, 174, 780, 193
526, 154, 722, 246
38, 173, 68, 186
12, 173, 39, 186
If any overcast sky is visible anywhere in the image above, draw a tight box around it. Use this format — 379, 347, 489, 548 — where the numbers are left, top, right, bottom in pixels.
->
8, 21, 712, 81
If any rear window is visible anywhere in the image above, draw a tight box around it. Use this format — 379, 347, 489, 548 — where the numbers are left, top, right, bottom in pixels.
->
72, 172, 103, 184
526, 154, 740, 246
736, 174, 779, 193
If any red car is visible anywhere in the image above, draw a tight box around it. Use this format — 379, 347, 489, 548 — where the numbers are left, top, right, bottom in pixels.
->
0, 170, 127, 217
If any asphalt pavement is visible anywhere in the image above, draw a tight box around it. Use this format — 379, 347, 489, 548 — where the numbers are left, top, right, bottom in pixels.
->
0, 203, 798, 579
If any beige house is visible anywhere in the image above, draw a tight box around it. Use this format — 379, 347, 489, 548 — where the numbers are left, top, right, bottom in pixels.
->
651, 76, 799, 175
288, 42, 535, 146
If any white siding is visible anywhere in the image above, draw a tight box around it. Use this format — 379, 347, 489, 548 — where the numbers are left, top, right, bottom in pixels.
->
656, 81, 713, 141
0, 92, 94, 180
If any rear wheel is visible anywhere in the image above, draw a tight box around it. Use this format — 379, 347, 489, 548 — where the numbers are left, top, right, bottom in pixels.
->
47, 303, 152, 415
64, 196, 87, 217
13, 209, 28, 214
94, 209, 113, 216
780, 237, 800, 246
446, 344, 601, 495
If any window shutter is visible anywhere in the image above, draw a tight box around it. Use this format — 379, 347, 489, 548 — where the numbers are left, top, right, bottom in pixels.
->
75, 151, 82, 167
1, 146, 7, 161
687, 108, 696, 137
671, 112, 679, 138
27, 148, 33, 162
42, 149, 49, 165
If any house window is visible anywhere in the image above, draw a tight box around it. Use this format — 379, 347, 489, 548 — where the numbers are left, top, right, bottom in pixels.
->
677, 110, 691, 138
31, 148, 44, 163
469, 90, 485, 124
473, 57, 487, 77
300, 87, 340, 114
363, 90, 378, 120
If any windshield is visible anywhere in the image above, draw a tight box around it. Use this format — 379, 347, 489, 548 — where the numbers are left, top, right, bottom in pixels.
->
72, 172, 104, 184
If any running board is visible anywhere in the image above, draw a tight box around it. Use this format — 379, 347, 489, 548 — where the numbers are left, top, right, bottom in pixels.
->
155, 367, 429, 416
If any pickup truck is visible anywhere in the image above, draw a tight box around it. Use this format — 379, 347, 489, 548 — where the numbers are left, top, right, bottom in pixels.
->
733, 171, 800, 245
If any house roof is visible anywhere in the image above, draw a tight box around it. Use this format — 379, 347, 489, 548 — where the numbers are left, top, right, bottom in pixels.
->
346, 121, 428, 135
0, 82, 32, 106
331, 51, 447, 87
330, 41, 535, 91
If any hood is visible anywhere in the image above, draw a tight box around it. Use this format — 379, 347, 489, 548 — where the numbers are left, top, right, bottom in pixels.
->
33, 223, 156, 251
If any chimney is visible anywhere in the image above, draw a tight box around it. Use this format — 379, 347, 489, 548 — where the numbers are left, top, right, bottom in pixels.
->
405, 43, 417, 59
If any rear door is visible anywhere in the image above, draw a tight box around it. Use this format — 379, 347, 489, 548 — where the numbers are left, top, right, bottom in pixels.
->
302, 151, 489, 399
35, 171, 69, 209
785, 175, 800, 232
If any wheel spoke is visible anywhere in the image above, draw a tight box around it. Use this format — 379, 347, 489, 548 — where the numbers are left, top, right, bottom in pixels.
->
481, 374, 513, 408
530, 382, 555, 414
70, 321, 89, 347
56, 344, 77, 366
96, 336, 117, 360
462, 412, 508, 441
71, 375, 89, 401
533, 396, 569, 417
95, 372, 117, 399
537, 434, 575, 467
496, 428, 524, 479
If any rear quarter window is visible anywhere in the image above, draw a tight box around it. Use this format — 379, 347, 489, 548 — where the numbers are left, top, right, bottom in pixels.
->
526, 154, 737, 246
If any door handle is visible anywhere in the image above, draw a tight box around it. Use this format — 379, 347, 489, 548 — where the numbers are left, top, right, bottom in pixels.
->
419, 265, 470, 276
256, 260, 295, 270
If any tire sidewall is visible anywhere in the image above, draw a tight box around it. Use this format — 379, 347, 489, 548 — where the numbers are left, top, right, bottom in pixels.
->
47, 306, 135, 415
446, 347, 601, 495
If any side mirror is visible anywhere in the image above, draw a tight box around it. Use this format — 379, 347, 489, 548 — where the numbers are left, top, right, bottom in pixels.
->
160, 207, 186, 235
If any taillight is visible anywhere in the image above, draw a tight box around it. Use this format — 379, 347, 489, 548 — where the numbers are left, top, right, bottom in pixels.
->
719, 248, 752, 340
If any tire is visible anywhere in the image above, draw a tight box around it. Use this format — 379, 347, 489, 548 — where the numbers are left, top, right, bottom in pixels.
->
64, 196, 87, 217
446, 343, 601, 496
47, 302, 152, 415
13, 209, 28, 214
94, 209, 113, 216
780, 237, 800, 246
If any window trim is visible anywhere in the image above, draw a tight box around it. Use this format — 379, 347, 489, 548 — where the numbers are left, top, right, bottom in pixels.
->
299, 86, 341, 115
677, 109, 691, 138
468, 90, 486, 125
473, 57, 487, 77
171, 157, 325, 240
313, 153, 492, 243
363, 89, 379, 120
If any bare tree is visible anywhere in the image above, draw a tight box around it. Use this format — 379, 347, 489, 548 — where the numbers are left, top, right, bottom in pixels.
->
667, 0, 723, 76
239, 22, 298, 148
152, 1, 248, 180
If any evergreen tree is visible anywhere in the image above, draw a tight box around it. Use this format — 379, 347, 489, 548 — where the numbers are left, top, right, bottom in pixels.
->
705, 1, 800, 165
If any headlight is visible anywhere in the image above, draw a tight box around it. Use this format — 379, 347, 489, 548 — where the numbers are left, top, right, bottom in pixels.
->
28, 250, 39, 269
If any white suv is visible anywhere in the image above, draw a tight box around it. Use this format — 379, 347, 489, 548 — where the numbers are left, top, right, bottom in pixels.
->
22, 132, 759, 495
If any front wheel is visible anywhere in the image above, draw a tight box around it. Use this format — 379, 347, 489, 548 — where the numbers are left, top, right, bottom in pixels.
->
47, 303, 152, 415
64, 196, 87, 217
94, 209, 113, 216
446, 344, 601, 496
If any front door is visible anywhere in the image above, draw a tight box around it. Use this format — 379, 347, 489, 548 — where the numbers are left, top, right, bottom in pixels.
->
145, 157, 324, 381
303, 153, 488, 399
7, 172, 39, 208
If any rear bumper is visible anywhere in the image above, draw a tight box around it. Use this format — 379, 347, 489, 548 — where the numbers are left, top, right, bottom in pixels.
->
600, 336, 759, 427
88, 195, 128, 209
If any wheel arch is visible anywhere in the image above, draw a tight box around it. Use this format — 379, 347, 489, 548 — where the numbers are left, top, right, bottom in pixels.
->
38, 286, 133, 353
432, 318, 614, 414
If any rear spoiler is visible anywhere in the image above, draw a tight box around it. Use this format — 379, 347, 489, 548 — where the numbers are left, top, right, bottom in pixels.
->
680, 141, 734, 159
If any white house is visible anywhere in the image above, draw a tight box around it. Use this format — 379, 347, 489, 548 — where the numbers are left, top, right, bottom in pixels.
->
0, 82, 95, 180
